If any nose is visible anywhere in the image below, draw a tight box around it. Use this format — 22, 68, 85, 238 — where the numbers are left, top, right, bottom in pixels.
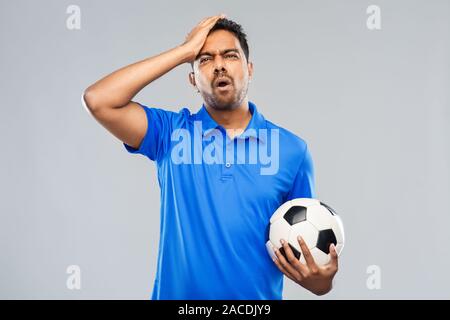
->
213, 56, 227, 74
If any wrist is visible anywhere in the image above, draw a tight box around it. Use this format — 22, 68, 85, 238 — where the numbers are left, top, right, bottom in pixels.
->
176, 44, 196, 64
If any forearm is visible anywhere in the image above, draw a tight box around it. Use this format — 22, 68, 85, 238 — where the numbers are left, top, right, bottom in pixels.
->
84, 44, 193, 111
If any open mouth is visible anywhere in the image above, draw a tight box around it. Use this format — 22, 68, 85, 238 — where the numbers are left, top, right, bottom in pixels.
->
214, 77, 232, 90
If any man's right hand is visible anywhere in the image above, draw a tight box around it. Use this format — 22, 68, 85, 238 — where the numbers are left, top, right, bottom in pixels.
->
181, 14, 226, 63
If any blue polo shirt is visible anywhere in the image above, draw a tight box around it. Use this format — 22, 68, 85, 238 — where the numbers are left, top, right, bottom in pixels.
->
123, 101, 315, 300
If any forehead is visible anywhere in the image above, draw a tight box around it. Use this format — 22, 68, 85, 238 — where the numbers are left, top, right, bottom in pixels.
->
199, 29, 242, 55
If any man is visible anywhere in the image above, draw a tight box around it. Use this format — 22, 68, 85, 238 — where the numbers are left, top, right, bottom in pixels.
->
83, 14, 339, 299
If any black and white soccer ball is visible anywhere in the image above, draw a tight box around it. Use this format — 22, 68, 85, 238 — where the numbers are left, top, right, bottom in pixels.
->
266, 198, 345, 266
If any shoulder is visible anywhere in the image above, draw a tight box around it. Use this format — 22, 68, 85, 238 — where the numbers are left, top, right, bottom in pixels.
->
265, 119, 309, 157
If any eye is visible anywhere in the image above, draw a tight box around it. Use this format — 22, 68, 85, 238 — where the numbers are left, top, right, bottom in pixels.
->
225, 54, 238, 59
200, 57, 211, 64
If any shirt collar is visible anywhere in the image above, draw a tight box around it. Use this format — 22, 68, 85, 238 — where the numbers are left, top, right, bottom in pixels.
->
195, 101, 267, 142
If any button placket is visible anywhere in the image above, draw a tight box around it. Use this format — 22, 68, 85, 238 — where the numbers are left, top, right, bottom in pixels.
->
221, 135, 234, 179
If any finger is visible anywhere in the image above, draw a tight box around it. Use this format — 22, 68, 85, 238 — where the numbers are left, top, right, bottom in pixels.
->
214, 13, 226, 20
274, 245, 303, 281
280, 239, 307, 277
280, 239, 298, 264
327, 243, 339, 271
198, 16, 213, 25
291, 254, 309, 278
190, 16, 219, 36
202, 14, 224, 25
298, 236, 319, 272
206, 14, 226, 25
272, 256, 298, 283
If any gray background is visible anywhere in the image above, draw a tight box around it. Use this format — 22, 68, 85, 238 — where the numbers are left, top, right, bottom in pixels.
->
1, 0, 449, 299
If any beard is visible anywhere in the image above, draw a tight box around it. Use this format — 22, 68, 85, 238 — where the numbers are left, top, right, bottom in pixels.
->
202, 81, 249, 111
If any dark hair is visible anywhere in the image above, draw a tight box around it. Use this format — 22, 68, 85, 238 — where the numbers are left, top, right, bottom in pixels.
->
209, 18, 249, 62
191, 18, 250, 67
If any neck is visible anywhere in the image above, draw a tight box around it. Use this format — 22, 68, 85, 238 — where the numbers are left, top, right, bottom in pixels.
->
204, 98, 252, 134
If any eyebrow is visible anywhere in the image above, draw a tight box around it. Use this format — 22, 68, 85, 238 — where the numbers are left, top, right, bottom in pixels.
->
196, 48, 240, 60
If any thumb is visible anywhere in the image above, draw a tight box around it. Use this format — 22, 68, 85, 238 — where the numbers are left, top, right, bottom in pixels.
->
329, 243, 338, 268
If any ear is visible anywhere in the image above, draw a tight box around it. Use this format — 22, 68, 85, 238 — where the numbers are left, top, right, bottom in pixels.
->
247, 61, 254, 82
189, 72, 197, 90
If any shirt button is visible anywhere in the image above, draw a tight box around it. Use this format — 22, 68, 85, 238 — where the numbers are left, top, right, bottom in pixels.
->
225, 162, 231, 168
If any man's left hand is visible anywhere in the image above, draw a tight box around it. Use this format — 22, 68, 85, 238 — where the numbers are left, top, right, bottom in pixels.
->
272, 236, 339, 296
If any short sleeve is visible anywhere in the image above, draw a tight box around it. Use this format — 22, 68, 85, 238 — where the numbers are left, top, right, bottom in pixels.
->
123, 103, 173, 162
285, 144, 316, 200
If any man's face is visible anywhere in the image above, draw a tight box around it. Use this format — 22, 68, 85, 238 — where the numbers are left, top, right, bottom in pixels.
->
190, 29, 253, 111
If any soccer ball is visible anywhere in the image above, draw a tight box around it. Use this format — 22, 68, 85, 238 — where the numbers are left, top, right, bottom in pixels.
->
265, 198, 345, 266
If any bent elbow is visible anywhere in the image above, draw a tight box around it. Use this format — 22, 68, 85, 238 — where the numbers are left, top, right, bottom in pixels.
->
82, 88, 102, 114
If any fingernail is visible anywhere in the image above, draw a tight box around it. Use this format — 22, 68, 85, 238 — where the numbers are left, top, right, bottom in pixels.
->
280, 239, 285, 245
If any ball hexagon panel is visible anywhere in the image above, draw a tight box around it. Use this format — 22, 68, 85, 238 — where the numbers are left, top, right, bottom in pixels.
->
306, 205, 335, 230
268, 218, 291, 249
308, 247, 331, 265
288, 221, 318, 256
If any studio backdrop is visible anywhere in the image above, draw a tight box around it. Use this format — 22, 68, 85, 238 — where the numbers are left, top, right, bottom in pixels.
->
1, 0, 449, 299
